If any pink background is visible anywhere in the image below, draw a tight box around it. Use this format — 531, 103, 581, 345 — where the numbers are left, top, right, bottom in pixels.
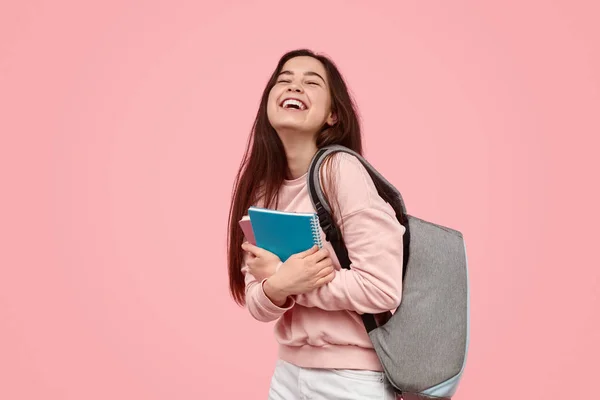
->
1, 1, 599, 399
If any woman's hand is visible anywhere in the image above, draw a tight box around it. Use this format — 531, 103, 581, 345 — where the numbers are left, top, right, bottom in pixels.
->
241, 242, 281, 282
266, 245, 335, 299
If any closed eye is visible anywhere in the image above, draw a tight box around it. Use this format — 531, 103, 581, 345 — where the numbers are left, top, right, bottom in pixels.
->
277, 79, 291, 84
306, 81, 319, 86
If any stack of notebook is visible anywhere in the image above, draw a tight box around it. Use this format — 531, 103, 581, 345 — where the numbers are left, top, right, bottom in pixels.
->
239, 206, 323, 262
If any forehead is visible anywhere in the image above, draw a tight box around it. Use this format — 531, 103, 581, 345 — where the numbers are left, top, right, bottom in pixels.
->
280, 56, 327, 79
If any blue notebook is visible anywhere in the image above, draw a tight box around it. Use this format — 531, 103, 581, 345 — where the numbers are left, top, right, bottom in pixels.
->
247, 206, 323, 262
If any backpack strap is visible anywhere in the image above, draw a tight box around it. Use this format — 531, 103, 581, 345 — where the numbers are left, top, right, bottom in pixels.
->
307, 145, 411, 333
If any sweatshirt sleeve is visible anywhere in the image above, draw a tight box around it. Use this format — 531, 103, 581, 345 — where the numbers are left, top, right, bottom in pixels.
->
242, 252, 295, 322
293, 153, 406, 314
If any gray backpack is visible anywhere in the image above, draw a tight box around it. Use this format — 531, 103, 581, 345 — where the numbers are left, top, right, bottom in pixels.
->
307, 145, 470, 400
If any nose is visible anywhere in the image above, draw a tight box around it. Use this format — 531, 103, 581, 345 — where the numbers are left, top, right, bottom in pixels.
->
287, 83, 303, 93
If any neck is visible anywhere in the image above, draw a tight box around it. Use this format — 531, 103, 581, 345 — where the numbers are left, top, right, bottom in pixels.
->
277, 130, 318, 180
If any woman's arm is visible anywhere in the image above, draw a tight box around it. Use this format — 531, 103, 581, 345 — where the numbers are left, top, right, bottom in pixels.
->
293, 153, 405, 314
242, 254, 295, 322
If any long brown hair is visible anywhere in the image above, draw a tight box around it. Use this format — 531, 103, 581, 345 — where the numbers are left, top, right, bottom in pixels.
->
227, 49, 363, 306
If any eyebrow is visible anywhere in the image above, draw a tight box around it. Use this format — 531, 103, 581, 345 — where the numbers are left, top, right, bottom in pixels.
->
278, 70, 327, 84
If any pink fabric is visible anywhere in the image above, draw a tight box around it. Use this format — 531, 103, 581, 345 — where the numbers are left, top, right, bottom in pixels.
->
242, 153, 406, 371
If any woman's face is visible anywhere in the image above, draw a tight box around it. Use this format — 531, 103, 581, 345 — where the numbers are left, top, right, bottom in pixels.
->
267, 56, 336, 136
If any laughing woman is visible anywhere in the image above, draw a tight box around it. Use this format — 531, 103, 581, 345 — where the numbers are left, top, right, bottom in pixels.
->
227, 49, 405, 400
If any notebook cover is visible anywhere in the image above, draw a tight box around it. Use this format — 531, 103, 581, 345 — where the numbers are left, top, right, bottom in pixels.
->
238, 217, 256, 245
247, 206, 321, 262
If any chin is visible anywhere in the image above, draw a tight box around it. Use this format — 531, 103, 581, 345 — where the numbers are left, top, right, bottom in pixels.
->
268, 117, 300, 131
269, 113, 322, 136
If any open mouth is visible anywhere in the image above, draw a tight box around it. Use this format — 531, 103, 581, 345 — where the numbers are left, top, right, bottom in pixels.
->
280, 98, 308, 111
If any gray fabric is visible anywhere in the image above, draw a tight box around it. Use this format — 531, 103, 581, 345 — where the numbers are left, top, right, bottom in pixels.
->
369, 216, 468, 395
307, 146, 469, 399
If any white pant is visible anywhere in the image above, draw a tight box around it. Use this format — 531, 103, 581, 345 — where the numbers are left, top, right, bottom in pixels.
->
268, 359, 397, 400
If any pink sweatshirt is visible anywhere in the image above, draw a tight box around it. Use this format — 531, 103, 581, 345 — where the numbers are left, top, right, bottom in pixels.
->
242, 152, 406, 371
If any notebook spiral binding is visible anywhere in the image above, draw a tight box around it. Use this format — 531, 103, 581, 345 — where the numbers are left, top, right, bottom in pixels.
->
310, 215, 323, 248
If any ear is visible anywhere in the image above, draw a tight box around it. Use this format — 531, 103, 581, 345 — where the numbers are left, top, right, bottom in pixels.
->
326, 111, 337, 126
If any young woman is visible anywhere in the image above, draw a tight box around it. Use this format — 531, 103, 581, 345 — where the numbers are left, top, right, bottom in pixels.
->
227, 49, 405, 400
